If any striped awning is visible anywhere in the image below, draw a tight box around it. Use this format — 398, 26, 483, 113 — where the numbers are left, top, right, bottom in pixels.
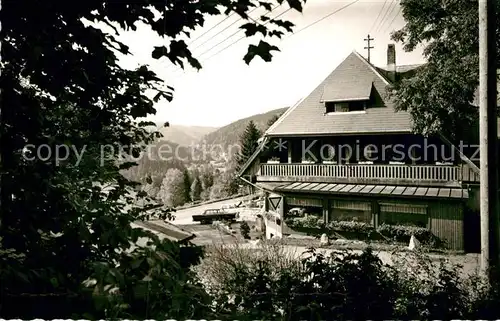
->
275, 182, 468, 200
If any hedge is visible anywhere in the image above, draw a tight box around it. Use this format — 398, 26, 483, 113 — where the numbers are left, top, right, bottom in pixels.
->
285, 216, 442, 247
377, 223, 443, 247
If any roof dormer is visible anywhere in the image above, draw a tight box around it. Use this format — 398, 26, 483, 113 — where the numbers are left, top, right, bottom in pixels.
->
320, 77, 373, 114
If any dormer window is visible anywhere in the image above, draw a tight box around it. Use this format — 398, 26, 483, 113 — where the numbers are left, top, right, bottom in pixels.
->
320, 77, 373, 114
334, 102, 349, 112
325, 101, 367, 113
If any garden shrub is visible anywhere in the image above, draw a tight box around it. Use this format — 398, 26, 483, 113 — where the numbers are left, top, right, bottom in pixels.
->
327, 220, 374, 234
286, 216, 375, 235
377, 224, 442, 246
286, 216, 443, 247
193, 239, 302, 309
285, 215, 322, 229
240, 221, 250, 239
194, 243, 495, 320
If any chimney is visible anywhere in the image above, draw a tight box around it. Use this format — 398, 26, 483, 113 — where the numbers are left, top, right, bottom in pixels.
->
387, 44, 396, 82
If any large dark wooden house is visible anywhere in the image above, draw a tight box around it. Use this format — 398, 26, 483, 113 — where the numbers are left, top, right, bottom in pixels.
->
238, 44, 487, 252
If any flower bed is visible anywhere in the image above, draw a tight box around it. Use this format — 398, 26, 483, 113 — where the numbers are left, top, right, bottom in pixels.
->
284, 216, 442, 247
285, 216, 378, 240
377, 224, 443, 247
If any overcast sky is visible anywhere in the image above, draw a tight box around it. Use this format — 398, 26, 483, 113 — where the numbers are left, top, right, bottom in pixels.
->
117, 0, 426, 128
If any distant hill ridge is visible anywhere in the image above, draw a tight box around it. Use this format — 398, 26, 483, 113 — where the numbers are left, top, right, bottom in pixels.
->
156, 124, 218, 146
126, 107, 289, 181
200, 107, 288, 149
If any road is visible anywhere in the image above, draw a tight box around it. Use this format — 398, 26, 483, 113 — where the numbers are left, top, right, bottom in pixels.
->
169, 195, 259, 225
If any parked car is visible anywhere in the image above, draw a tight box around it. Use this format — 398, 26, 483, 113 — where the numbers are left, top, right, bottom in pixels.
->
288, 207, 306, 217
192, 208, 239, 224
221, 203, 239, 213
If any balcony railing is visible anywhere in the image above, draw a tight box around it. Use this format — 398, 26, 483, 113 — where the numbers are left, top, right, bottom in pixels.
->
259, 163, 468, 186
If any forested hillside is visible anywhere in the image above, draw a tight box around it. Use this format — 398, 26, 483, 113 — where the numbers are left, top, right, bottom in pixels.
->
121, 107, 287, 207
201, 107, 288, 149
156, 124, 218, 146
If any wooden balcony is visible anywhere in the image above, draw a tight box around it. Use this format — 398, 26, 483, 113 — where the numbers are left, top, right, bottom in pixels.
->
258, 163, 473, 186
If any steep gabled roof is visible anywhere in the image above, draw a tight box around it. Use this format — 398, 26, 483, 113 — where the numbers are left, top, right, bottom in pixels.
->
267, 51, 412, 136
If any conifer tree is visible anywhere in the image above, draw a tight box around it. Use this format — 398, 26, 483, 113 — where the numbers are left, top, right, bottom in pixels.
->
266, 113, 282, 129
182, 169, 192, 203
236, 120, 262, 172
190, 176, 202, 201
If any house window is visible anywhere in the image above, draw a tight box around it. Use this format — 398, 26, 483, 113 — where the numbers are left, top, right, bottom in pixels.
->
330, 200, 372, 223
325, 101, 367, 113
287, 197, 323, 208
379, 203, 428, 228
335, 102, 350, 112
347, 100, 365, 111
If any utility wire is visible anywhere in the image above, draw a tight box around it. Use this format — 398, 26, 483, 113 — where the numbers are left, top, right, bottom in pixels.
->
168, 7, 290, 81
169, 0, 360, 81
195, 21, 251, 58
170, 3, 284, 78
286, 0, 360, 40
373, 0, 395, 34
197, 4, 281, 59
377, 0, 399, 34
188, 12, 236, 46
368, 0, 389, 34
382, 5, 401, 35
190, 6, 260, 52
166, 5, 264, 76
189, 0, 361, 72
202, 7, 291, 63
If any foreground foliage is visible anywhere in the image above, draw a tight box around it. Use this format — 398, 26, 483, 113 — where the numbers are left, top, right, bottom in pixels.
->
196, 242, 500, 320
0, 0, 306, 318
390, 0, 500, 142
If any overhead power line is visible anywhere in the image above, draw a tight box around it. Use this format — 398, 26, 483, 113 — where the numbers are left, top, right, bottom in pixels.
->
188, 12, 236, 46
286, 0, 360, 40
190, 6, 260, 52
373, 0, 395, 34
383, 5, 402, 35
377, 0, 399, 34
169, 0, 360, 81
369, 0, 389, 34
202, 7, 291, 63
188, 0, 361, 71
164, 5, 262, 76
167, 7, 290, 81
197, 4, 281, 59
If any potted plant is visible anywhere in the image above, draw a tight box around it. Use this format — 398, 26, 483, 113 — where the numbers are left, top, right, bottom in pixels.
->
267, 157, 280, 164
